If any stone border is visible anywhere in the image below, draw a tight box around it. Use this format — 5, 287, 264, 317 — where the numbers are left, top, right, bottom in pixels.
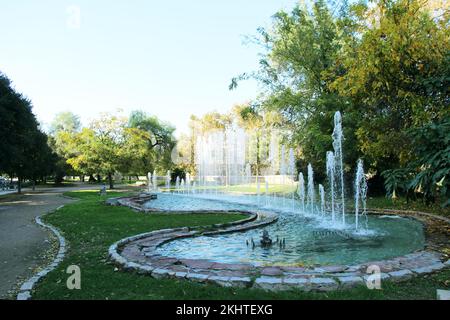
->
16, 206, 67, 300
110, 196, 450, 291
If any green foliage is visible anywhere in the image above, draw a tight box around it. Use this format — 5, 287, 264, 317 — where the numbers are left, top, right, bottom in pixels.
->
407, 119, 450, 206
232, 0, 449, 195
128, 110, 176, 173
381, 168, 412, 198
0, 71, 57, 190
382, 118, 450, 206
56, 111, 176, 187
49, 111, 81, 135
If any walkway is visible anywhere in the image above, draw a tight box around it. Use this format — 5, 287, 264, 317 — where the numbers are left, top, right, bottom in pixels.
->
0, 185, 95, 299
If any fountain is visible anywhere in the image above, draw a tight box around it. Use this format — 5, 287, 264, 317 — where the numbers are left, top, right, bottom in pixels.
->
186, 173, 191, 194
245, 163, 251, 185
152, 170, 157, 192
147, 172, 152, 193
354, 159, 368, 231
165, 170, 171, 190
288, 148, 296, 209
260, 230, 272, 247
175, 176, 180, 193
332, 111, 346, 225
319, 184, 325, 216
326, 151, 336, 221
138, 111, 428, 270
156, 111, 360, 231
306, 164, 315, 214
297, 172, 305, 213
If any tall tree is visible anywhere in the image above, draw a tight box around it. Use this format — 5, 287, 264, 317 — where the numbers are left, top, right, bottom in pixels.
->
0, 72, 57, 192
128, 110, 176, 174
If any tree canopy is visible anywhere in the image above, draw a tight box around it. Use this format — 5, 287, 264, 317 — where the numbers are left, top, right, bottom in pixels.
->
231, 0, 449, 205
0, 72, 57, 191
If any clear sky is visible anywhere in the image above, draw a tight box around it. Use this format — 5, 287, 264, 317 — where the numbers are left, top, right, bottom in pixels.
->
0, 0, 300, 136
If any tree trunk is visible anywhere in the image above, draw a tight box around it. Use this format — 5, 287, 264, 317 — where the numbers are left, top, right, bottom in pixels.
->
97, 174, 101, 183
108, 173, 114, 189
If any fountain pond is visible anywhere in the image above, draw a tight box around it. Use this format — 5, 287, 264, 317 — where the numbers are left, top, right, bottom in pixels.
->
144, 193, 425, 267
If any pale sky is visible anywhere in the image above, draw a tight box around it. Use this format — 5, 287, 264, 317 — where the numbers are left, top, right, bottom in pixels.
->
0, 0, 300, 136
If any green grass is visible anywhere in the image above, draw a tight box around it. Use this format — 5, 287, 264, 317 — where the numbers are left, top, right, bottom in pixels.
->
32, 190, 449, 300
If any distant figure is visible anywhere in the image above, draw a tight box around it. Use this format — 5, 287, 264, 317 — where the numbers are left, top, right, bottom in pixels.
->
100, 184, 107, 196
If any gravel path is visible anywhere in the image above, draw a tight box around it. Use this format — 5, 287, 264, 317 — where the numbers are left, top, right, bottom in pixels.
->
0, 185, 95, 299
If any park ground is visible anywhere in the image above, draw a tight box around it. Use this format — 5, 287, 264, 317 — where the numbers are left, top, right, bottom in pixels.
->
0, 185, 449, 300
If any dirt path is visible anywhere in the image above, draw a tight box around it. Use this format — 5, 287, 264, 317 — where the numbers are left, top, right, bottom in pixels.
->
0, 185, 96, 299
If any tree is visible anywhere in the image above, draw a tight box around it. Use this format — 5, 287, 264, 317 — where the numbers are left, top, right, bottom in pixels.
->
128, 110, 176, 174
60, 111, 176, 189
49, 111, 82, 183
331, 0, 449, 171
231, 1, 357, 180
49, 111, 81, 135
0, 71, 57, 192
231, 0, 449, 194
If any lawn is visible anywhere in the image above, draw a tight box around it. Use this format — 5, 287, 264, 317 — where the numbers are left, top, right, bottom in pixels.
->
32, 190, 449, 300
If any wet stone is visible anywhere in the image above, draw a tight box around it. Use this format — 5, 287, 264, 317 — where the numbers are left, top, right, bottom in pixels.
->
174, 271, 188, 278
261, 267, 284, 276
181, 260, 214, 269
166, 265, 189, 273
345, 265, 363, 272
151, 268, 171, 279
281, 273, 313, 279
309, 278, 338, 291
282, 277, 310, 289
330, 272, 362, 277
338, 276, 364, 288
388, 269, 414, 281
228, 277, 252, 288
186, 273, 209, 282
412, 262, 445, 274
211, 262, 252, 271
315, 265, 347, 273
207, 269, 249, 278
280, 266, 306, 273
208, 276, 232, 287
137, 265, 154, 274
253, 277, 284, 291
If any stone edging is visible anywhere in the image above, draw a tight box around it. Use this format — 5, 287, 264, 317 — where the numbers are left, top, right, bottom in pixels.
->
110, 200, 450, 291
16, 206, 67, 300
